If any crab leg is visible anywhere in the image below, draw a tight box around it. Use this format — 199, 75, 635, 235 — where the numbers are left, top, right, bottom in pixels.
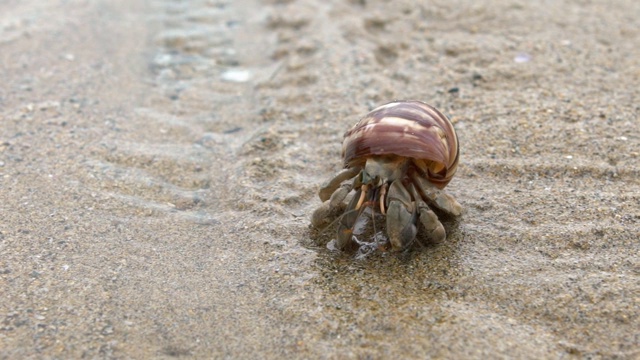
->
407, 183, 447, 243
318, 167, 361, 202
416, 199, 446, 243
385, 180, 418, 251
311, 167, 362, 228
335, 188, 366, 250
355, 184, 369, 210
410, 172, 462, 216
311, 182, 353, 228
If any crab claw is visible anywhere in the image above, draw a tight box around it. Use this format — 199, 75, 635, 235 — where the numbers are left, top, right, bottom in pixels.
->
385, 180, 418, 251
335, 188, 364, 250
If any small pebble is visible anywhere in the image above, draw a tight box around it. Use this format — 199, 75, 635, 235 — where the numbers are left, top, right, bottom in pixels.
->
221, 69, 251, 82
514, 53, 531, 63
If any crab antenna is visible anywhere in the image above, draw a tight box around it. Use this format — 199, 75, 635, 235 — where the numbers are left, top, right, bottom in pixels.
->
355, 184, 369, 210
379, 183, 388, 215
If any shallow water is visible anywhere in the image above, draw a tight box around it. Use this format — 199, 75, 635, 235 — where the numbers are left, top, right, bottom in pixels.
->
1, 0, 639, 358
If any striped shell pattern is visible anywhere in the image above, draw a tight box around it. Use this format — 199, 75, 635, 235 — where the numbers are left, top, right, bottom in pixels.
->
342, 100, 459, 189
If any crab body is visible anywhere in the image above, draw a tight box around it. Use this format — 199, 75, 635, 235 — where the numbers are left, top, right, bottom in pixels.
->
312, 100, 462, 251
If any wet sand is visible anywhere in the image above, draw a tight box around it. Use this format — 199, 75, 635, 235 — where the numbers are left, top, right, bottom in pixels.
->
1, 0, 638, 358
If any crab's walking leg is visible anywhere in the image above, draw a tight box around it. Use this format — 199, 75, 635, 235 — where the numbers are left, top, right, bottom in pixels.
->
311, 167, 361, 228
318, 167, 361, 202
407, 180, 448, 243
335, 188, 366, 250
311, 182, 353, 228
385, 180, 418, 251
416, 199, 446, 243
411, 173, 462, 216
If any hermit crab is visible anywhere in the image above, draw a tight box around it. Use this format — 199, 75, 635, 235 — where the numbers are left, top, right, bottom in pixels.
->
311, 100, 462, 251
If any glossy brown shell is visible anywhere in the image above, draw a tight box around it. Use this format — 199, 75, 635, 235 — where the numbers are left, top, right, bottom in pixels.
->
342, 100, 459, 189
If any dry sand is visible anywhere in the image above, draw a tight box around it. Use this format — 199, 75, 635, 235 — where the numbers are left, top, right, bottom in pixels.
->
1, 0, 638, 358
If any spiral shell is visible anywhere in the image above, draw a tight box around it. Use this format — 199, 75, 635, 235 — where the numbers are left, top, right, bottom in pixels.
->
342, 100, 459, 188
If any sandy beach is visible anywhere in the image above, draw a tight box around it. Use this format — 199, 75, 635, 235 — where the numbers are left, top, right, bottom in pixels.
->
1, 0, 638, 358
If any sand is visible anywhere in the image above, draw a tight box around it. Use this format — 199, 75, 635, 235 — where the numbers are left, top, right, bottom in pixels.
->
1, 0, 638, 358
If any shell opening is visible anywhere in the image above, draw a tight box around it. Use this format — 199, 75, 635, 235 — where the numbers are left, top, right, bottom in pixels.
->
428, 161, 446, 174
